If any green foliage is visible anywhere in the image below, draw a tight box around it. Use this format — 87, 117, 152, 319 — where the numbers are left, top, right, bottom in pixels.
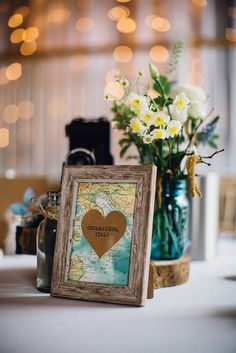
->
158, 75, 171, 95
107, 43, 222, 179
196, 116, 219, 148
164, 41, 184, 79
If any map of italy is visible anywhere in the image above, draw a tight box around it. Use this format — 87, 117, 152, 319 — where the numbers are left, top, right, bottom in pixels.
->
68, 182, 136, 286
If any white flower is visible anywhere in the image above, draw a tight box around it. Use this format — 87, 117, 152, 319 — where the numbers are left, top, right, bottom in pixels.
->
140, 110, 154, 126
171, 84, 207, 103
152, 111, 170, 127
130, 118, 145, 135
166, 120, 182, 137
114, 71, 121, 80
115, 72, 130, 88
120, 78, 129, 88
169, 104, 188, 123
170, 84, 208, 119
151, 128, 167, 140
188, 100, 207, 119
169, 92, 189, 123
137, 71, 145, 78
126, 93, 148, 114
142, 132, 153, 144
173, 92, 190, 112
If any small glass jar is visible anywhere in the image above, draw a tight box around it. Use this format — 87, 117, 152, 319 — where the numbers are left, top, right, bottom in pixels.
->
151, 178, 189, 260
36, 191, 60, 293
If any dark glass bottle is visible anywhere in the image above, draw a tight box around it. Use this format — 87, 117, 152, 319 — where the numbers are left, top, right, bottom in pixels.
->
36, 191, 60, 293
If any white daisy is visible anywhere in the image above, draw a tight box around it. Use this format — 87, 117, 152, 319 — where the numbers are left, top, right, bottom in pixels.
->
151, 128, 167, 140
169, 104, 188, 123
137, 71, 145, 78
152, 111, 170, 127
120, 78, 129, 88
130, 118, 145, 135
166, 120, 182, 137
142, 132, 153, 144
173, 92, 189, 112
126, 93, 148, 114
140, 110, 154, 126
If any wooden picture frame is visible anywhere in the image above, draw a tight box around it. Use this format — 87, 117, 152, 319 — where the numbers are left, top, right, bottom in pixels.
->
51, 165, 156, 306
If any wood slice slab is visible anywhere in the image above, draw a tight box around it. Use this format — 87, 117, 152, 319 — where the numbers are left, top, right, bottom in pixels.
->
151, 255, 191, 289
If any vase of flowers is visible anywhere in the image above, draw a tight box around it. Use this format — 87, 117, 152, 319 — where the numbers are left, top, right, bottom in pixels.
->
105, 42, 223, 260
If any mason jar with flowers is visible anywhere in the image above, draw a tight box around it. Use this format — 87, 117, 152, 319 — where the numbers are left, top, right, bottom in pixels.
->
105, 43, 223, 260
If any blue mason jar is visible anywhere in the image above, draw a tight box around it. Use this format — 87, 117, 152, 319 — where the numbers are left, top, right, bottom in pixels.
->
151, 177, 190, 260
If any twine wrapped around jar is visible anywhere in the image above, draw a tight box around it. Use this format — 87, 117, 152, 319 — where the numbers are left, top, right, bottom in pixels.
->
39, 204, 59, 220
186, 154, 202, 197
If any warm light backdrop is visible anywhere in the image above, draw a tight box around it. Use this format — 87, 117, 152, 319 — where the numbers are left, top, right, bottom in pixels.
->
0, 0, 235, 180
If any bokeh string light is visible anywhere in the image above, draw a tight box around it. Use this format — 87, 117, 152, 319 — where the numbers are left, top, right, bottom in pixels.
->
5, 63, 22, 81
3, 104, 19, 124
75, 17, 94, 32
117, 17, 136, 33
0, 128, 9, 148
18, 100, 34, 120
152, 17, 171, 32
113, 46, 133, 62
149, 45, 169, 63
20, 41, 37, 56
24, 27, 39, 42
145, 15, 171, 32
8, 14, 23, 28
107, 6, 130, 21
10, 28, 25, 43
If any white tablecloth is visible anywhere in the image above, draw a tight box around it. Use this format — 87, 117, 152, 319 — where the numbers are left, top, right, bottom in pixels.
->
0, 239, 236, 353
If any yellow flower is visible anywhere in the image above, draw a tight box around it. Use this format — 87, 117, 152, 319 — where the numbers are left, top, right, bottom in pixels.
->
133, 99, 141, 108
140, 111, 153, 126
126, 93, 148, 113
130, 118, 144, 135
166, 120, 182, 137
173, 92, 189, 111
153, 111, 170, 127
151, 128, 167, 140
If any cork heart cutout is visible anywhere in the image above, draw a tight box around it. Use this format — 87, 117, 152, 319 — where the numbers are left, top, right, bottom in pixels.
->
81, 210, 127, 258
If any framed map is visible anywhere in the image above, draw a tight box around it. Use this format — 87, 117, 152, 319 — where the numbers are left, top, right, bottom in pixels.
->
51, 165, 156, 306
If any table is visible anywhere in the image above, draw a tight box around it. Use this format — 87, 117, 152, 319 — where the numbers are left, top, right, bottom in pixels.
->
0, 239, 236, 353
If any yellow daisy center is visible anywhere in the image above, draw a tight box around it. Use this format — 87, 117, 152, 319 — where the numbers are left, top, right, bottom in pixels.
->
144, 114, 152, 122
176, 99, 185, 109
133, 99, 141, 108
131, 122, 141, 132
155, 116, 165, 126
155, 131, 164, 139
170, 127, 179, 135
